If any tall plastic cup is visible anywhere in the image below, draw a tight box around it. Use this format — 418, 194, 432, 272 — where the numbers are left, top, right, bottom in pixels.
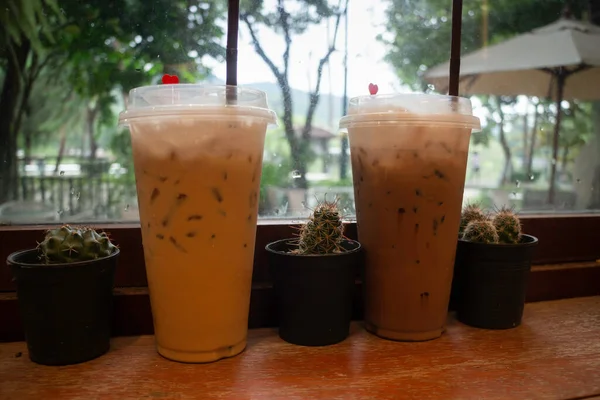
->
339, 93, 480, 341
118, 85, 277, 362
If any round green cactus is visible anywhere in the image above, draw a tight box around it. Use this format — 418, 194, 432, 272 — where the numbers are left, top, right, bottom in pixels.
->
460, 204, 488, 233
38, 225, 117, 264
296, 200, 345, 254
492, 207, 522, 244
462, 220, 499, 244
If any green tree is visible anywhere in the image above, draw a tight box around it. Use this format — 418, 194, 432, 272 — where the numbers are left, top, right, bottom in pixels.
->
537, 101, 594, 173
381, 0, 588, 90
240, 0, 347, 190
18, 69, 82, 165
54, 0, 226, 160
1, 0, 226, 203
380, 0, 591, 196
0, 0, 61, 202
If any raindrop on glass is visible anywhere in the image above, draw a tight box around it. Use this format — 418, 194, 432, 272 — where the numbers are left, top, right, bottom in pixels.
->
515, 180, 521, 188
576, 178, 581, 184
124, 204, 130, 211
76, 192, 81, 200
301, 201, 307, 208
529, 174, 535, 180
59, 171, 65, 176
291, 170, 302, 179
60, 7, 65, 14
57, 209, 64, 216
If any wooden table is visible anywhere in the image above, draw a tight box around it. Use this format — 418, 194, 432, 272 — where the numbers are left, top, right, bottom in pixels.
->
1, 297, 600, 400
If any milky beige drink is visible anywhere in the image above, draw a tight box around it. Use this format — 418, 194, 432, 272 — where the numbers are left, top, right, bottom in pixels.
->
340, 94, 480, 341
119, 85, 276, 362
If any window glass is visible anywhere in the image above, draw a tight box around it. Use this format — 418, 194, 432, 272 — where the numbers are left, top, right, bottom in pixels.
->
1, 0, 598, 225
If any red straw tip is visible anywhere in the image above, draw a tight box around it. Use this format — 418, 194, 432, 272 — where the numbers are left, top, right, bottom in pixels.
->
162, 74, 179, 84
368, 83, 378, 95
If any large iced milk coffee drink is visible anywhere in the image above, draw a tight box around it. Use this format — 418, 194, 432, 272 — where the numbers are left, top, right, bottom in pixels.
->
119, 85, 276, 362
340, 94, 480, 341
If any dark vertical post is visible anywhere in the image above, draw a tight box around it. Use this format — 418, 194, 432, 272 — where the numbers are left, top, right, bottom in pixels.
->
69, 178, 74, 215
59, 177, 65, 218
548, 71, 566, 206
40, 177, 46, 202
340, 1, 349, 180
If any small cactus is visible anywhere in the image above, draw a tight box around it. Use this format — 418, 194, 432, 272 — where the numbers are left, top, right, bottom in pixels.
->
294, 199, 345, 254
37, 225, 117, 264
460, 204, 488, 233
462, 220, 499, 244
492, 207, 522, 244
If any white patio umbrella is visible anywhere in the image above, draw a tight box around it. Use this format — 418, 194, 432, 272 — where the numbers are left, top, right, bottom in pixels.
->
424, 16, 600, 205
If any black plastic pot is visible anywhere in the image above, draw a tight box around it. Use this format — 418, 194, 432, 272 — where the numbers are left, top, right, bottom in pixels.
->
448, 234, 463, 311
453, 234, 538, 329
7, 248, 119, 365
266, 238, 362, 346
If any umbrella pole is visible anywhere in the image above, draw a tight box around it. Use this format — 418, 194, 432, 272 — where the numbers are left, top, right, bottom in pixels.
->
548, 72, 566, 206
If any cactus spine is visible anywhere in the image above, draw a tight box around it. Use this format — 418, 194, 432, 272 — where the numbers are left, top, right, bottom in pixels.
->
459, 203, 488, 233
492, 207, 522, 244
38, 225, 117, 264
460, 204, 523, 245
295, 200, 345, 254
462, 220, 500, 244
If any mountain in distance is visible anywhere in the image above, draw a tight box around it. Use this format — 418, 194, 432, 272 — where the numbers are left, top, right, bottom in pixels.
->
249, 82, 344, 131
203, 77, 344, 131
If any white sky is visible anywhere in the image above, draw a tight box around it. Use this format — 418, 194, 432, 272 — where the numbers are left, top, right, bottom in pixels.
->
207, 0, 402, 98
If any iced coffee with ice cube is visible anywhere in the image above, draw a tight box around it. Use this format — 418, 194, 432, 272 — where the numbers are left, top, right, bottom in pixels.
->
119, 85, 276, 362
340, 93, 480, 341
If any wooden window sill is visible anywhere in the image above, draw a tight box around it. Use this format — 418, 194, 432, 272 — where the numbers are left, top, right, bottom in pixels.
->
2, 261, 600, 342
1, 297, 600, 399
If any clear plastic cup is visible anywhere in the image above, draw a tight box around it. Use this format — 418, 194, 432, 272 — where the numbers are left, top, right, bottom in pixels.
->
340, 93, 480, 341
119, 84, 277, 362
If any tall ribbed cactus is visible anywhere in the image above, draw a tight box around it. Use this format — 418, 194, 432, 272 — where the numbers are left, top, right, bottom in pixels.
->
38, 225, 117, 264
295, 200, 345, 254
